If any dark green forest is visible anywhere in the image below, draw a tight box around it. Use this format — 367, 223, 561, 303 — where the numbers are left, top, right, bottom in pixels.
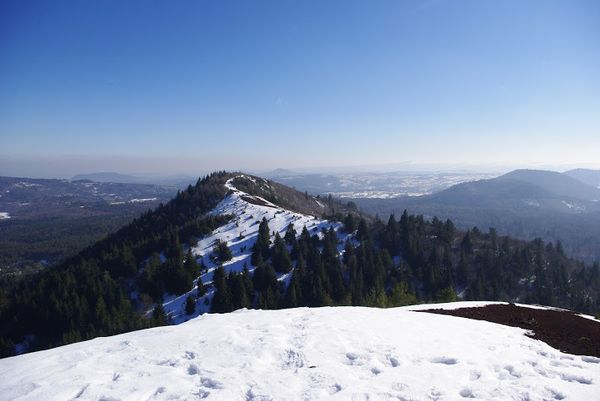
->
1, 171, 599, 358
210, 211, 600, 316
0, 172, 231, 357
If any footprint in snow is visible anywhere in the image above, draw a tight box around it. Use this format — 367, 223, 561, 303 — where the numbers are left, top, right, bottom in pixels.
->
328, 384, 342, 394
497, 365, 522, 379
281, 349, 305, 370
429, 356, 459, 365
387, 355, 400, 367
345, 352, 367, 366
469, 370, 482, 381
545, 387, 566, 400
151, 387, 166, 398
200, 377, 224, 389
559, 373, 592, 385
245, 387, 273, 401
187, 364, 200, 375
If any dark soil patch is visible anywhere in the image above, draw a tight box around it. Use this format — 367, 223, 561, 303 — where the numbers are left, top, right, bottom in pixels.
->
420, 303, 600, 357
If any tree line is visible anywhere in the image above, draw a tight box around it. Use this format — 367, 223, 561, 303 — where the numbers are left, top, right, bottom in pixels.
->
209, 211, 600, 315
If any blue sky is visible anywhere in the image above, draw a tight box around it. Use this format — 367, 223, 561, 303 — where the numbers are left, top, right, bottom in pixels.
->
1, 0, 599, 177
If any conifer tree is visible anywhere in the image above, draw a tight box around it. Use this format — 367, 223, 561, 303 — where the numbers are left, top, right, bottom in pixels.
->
211, 265, 233, 313
251, 218, 271, 265
196, 277, 206, 297
214, 239, 233, 262
344, 213, 357, 233
356, 219, 370, 242
457, 250, 469, 285
185, 295, 196, 315
229, 272, 250, 310
461, 231, 473, 254
284, 223, 297, 245
272, 233, 292, 273
184, 249, 201, 277
152, 303, 168, 325
124, 245, 139, 277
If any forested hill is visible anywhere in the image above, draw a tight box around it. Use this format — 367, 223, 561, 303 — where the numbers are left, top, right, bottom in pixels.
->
1, 171, 599, 358
0, 172, 359, 356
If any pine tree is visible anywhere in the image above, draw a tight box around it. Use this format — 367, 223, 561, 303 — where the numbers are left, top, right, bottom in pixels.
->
284, 223, 297, 245
185, 295, 196, 315
457, 250, 469, 285
211, 265, 233, 313
196, 277, 206, 297
356, 219, 370, 242
184, 249, 201, 277
461, 231, 473, 254
272, 233, 292, 273
388, 282, 417, 306
229, 273, 250, 310
213, 239, 233, 262
437, 286, 458, 302
344, 213, 357, 233
152, 303, 168, 325
251, 218, 271, 265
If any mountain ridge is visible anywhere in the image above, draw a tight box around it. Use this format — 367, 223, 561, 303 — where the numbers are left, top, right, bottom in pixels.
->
565, 168, 600, 189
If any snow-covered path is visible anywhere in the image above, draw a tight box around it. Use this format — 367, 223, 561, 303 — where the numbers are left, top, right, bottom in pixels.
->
1, 305, 598, 401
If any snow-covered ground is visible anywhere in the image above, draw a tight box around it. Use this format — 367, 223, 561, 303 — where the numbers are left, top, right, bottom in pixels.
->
1, 304, 598, 401
161, 176, 344, 323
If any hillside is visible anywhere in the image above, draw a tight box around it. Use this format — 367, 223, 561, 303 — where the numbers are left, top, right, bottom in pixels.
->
1, 304, 599, 401
159, 174, 349, 323
497, 169, 600, 201
265, 170, 497, 199
1, 171, 599, 359
355, 169, 600, 263
565, 169, 600, 189
71, 172, 141, 184
0, 172, 360, 355
0, 176, 177, 274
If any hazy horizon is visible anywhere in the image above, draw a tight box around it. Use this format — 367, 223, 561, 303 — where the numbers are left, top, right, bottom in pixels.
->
2, 154, 600, 180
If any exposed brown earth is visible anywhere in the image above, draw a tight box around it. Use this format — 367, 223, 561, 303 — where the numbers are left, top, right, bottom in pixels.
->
421, 303, 600, 357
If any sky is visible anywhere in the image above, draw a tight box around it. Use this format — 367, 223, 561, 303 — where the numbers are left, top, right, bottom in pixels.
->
1, 0, 599, 178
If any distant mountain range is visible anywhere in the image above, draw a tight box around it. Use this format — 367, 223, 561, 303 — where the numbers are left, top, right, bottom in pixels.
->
71, 172, 197, 187
564, 168, 600, 189
355, 169, 600, 263
262, 169, 497, 198
71, 172, 142, 184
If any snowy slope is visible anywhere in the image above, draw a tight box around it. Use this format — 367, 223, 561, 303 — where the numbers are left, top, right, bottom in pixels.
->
1, 305, 599, 401
161, 176, 344, 323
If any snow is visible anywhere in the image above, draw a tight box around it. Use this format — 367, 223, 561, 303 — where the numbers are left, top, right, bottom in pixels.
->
560, 200, 586, 213
1, 305, 599, 401
160, 176, 345, 323
522, 199, 541, 207
111, 198, 158, 205
129, 197, 158, 203
0, 212, 10, 220
405, 301, 570, 312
